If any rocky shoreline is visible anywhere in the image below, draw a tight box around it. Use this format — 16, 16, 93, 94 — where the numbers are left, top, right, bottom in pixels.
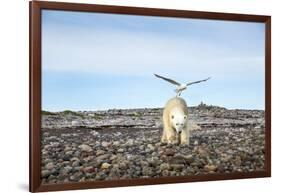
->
41, 104, 265, 184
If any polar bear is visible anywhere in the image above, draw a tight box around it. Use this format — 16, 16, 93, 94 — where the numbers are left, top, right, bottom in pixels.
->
161, 97, 189, 145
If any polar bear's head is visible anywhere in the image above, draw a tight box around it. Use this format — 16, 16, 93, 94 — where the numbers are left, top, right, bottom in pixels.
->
170, 108, 187, 134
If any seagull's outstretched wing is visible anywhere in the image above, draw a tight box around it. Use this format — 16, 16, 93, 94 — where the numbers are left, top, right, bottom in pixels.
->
154, 74, 181, 86
186, 77, 211, 86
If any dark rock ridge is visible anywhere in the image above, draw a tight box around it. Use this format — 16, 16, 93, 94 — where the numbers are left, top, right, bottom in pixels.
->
42, 104, 264, 130
41, 104, 265, 184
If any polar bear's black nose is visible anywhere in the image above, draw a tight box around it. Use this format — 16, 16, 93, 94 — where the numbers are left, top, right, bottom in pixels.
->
178, 131, 182, 134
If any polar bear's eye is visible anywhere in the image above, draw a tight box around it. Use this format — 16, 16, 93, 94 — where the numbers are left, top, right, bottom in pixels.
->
171, 115, 174, 119
184, 116, 187, 119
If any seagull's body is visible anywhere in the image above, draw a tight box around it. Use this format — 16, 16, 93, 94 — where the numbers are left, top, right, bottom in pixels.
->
175, 84, 187, 94
154, 74, 211, 97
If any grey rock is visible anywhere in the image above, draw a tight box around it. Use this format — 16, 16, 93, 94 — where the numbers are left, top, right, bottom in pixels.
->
147, 157, 160, 167
160, 163, 170, 171
96, 149, 105, 156
118, 162, 127, 170
70, 157, 79, 162
163, 149, 175, 156
204, 165, 217, 172
147, 144, 155, 151
117, 148, 124, 153
83, 166, 94, 173
161, 170, 169, 176
171, 164, 185, 171
45, 162, 55, 170
125, 139, 134, 146
90, 130, 99, 136
101, 141, 110, 148
41, 170, 51, 178
64, 166, 72, 172
95, 172, 106, 180
78, 144, 93, 152
142, 167, 153, 176
65, 151, 73, 155
96, 154, 111, 163
113, 141, 120, 146
72, 160, 80, 167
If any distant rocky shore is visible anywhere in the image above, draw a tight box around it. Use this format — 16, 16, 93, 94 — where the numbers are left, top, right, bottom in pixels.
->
42, 103, 264, 130
41, 104, 265, 184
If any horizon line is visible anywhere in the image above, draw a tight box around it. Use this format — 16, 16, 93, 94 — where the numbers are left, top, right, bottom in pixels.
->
42, 105, 265, 112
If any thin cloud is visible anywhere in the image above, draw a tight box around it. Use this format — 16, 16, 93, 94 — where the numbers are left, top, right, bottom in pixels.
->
42, 26, 264, 80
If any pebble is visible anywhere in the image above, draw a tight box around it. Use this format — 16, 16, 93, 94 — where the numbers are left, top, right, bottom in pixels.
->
161, 170, 169, 176
45, 162, 55, 170
163, 148, 175, 156
90, 130, 99, 136
72, 160, 80, 167
64, 166, 72, 172
160, 163, 170, 171
95, 172, 106, 180
113, 141, 120, 146
142, 167, 153, 176
83, 166, 94, 173
172, 154, 194, 164
125, 139, 134, 146
78, 144, 93, 152
64, 146, 72, 151
204, 165, 217, 172
96, 154, 110, 161
63, 155, 71, 161
147, 157, 160, 167
96, 149, 105, 156
147, 144, 155, 151
198, 147, 208, 157
65, 151, 73, 155
119, 162, 127, 170
101, 163, 111, 169
117, 148, 124, 153
101, 141, 110, 148
182, 154, 194, 164
70, 157, 79, 162
171, 164, 185, 171
194, 140, 199, 146
41, 170, 51, 178
110, 154, 118, 160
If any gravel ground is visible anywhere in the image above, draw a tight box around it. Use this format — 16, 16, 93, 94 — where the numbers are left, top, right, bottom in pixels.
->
41, 106, 265, 184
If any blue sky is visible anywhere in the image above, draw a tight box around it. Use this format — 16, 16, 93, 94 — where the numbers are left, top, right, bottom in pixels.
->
42, 10, 265, 111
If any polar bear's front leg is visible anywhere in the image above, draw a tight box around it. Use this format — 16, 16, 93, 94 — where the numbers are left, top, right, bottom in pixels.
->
180, 128, 190, 145
166, 129, 177, 144
161, 130, 167, 143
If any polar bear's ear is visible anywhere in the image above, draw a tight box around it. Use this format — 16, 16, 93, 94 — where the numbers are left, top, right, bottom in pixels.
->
171, 115, 174, 119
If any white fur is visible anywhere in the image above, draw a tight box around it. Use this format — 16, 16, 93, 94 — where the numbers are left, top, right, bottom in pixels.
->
161, 97, 190, 145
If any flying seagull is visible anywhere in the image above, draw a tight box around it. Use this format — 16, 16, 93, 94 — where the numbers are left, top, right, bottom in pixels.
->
154, 74, 211, 97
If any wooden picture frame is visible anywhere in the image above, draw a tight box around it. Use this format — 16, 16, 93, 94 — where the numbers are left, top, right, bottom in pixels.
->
30, 1, 271, 192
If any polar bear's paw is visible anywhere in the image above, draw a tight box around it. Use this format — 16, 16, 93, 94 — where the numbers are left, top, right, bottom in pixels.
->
180, 140, 190, 146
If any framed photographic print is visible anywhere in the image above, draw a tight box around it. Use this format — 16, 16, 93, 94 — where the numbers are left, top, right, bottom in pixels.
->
29, 1, 271, 192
